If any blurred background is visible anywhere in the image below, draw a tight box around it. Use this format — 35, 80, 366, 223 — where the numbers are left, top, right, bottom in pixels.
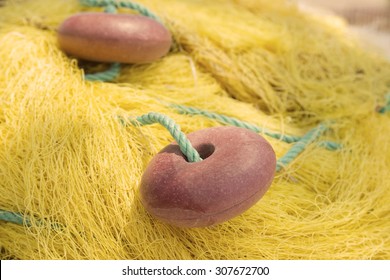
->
296, 0, 390, 59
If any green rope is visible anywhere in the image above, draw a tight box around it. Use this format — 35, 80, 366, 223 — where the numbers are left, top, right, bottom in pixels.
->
276, 124, 328, 172
318, 140, 342, 150
377, 93, 390, 114
119, 112, 202, 162
119, 111, 335, 170
0, 209, 63, 229
168, 105, 337, 170
79, 0, 162, 22
84, 63, 121, 82
169, 103, 341, 150
82, 2, 121, 82
0, 209, 31, 226
104, 2, 117, 13
169, 103, 300, 143
0, 112, 333, 227
4, 0, 384, 231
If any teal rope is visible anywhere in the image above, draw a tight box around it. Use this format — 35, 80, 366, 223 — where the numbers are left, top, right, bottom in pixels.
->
0, 113, 194, 226
378, 93, 390, 114
276, 124, 328, 172
0, 209, 63, 229
318, 140, 342, 150
0, 113, 332, 227
169, 103, 341, 150
79, 0, 162, 22
119, 111, 334, 169
104, 2, 117, 13
120, 112, 202, 162
169, 103, 300, 143
82, 2, 121, 82
0, 209, 31, 226
84, 63, 121, 82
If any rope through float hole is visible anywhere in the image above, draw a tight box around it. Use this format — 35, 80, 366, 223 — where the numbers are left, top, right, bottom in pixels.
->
0, 111, 337, 227
119, 112, 337, 171
2, 0, 390, 228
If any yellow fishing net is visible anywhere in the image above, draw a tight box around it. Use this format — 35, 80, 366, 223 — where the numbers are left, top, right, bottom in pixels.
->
1, 0, 390, 259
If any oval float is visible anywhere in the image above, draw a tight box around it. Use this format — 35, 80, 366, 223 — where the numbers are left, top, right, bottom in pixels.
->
58, 13, 172, 63
140, 126, 276, 228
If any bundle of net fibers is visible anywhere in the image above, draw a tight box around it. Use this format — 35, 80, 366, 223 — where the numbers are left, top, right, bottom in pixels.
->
1, 0, 390, 260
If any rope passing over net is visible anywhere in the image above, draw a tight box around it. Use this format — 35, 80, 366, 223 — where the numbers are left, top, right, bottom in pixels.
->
79, 0, 162, 22
170, 103, 341, 151
0, 209, 63, 230
119, 113, 202, 162
121, 112, 333, 167
0, 111, 336, 227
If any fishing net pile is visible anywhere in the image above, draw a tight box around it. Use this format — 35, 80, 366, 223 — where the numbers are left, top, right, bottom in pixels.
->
0, 0, 389, 259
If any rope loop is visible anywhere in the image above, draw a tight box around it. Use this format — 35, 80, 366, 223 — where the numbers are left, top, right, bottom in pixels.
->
120, 113, 203, 162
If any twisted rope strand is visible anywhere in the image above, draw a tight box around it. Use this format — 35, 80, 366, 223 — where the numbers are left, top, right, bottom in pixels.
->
79, 0, 162, 22
170, 103, 341, 150
0, 113, 333, 227
171, 103, 318, 142
318, 140, 342, 150
0, 209, 30, 226
104, 2, 117, 13
82, 2, 120, 82
171, 103, 262, 132
170, 103, 300, 143
84, 62, 121, 82
120, 112, 202, 162
276, 124, 328, 172
0, 209, 63, 229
